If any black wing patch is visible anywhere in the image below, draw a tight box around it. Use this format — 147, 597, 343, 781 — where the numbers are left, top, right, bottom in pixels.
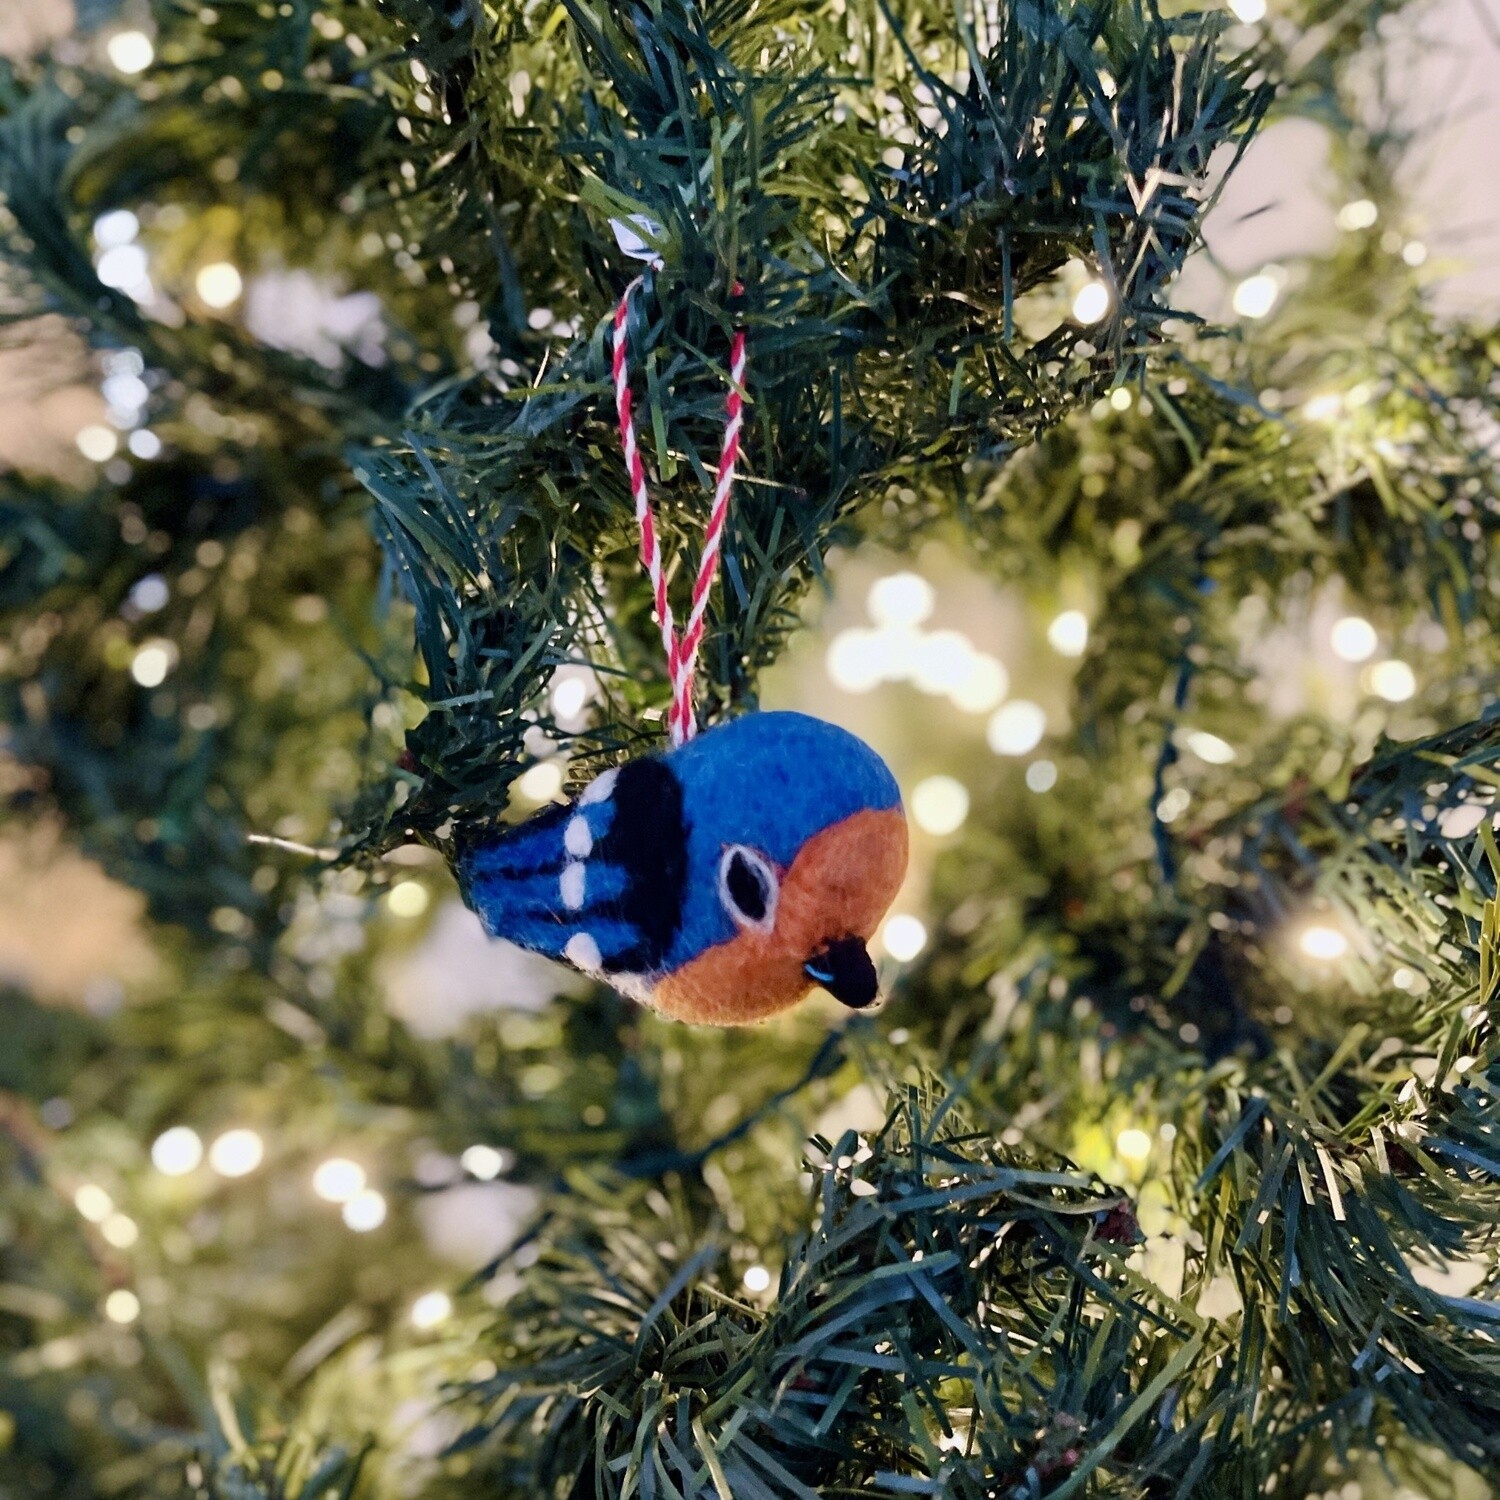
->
595, 755, 688, 974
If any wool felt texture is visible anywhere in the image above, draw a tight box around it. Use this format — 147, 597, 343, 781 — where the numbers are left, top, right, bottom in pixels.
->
458, 711, 909, 1025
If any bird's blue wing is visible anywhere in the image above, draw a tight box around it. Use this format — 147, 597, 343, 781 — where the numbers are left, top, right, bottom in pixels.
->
459, 758, 688, 978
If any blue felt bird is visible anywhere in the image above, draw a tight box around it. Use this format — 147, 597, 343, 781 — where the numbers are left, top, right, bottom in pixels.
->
459, 711, 909, 1025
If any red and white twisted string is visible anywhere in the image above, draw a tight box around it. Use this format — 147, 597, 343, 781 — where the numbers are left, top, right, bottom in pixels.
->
612, 276, 746, 746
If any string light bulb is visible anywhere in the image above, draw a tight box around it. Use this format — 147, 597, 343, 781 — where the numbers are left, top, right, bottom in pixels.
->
106, 31, 155, 74
386, 881, 429, 918
1231, 272, 1278, 319
1299, 924, 1349, 961
104, 1289, 141, 1324
195, 262, 243, 309
910, 775, 970, 836
1330, 616, 1378, 662
1368, 659, 1416, 702
343, 1188, 387, 1231
208, 1128, 264, 1178
988, 700, 1046, 756
152, 1126, 203, 1176
411, 1291, 453, 1329
867, 572, 935, 629
1115, 1128, 1152, 1166
1047, 610, 1089, 657
312, 1158, 366, 1204
461, 1144, 506, 1180
74, 1184, 113, 1223
1071, 280, 1111, 325
880, 914, 928, 962
742, 1264, 772, 1293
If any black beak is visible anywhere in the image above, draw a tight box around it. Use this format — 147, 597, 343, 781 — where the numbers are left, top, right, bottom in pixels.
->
804, 936, 880, 1010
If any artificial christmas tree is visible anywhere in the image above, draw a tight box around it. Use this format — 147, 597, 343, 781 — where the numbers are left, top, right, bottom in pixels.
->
3, 0, 1500, 1494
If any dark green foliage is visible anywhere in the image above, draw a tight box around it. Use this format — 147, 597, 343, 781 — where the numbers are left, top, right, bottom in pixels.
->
4, 0, 1500, 1498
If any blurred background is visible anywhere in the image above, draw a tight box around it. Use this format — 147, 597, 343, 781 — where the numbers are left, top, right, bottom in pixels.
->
3, 0, 1500, 1402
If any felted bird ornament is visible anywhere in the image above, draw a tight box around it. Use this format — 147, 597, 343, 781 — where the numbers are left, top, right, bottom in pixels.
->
459, 711, 909, 1025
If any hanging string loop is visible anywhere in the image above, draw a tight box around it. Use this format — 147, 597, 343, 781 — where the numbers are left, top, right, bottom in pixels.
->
611, 273, 746, 746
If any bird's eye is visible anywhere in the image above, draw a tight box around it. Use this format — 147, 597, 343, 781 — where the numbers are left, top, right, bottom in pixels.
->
719, 845, 778, 932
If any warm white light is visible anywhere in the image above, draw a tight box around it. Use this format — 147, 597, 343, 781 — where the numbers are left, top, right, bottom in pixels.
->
1335, 199, 1378, 232
551, 677, 588, 720
742, 1264, 772, 1293
1228, 0, 1266, 20
1047, 610, 1089, 658
312, 1158, 366, 1204
130, 641, 176, 688
1071, 280, 1111, 325
1115, 1128, 1152, 1165
101, 1213, 139, 1249
517, 760, 564, 804
1402, 241, 1428, 267
987, 700, 1046, 756
868, 572, 935, 629
196, 262, 243, 309
208, 1128, 264, 1178
1232, 272, 1278, 319
912, 630, 973, 696
96, 244, 149, 292
1109, 387, 1134, 412
1185, 730, 1235, 765
881, 914, 928, 962
386, 881, 429, 918
93, 209, 140, 248
107, 30, 155, 74
74, 1184, 114, 1223
951, 652, 1009, 713
152, 1126, 203, 1176
1302, 392, 1343, 422
1025, 759, 1058, 792
1300, 924, 1349, 961
911, 775, 970, 836
411, 1290, 453, 1330
104, 1289, 141, 1324
826, 628, 885, 693
343, 1189, 387, 1231
1368, 659, 1416, 702
461, 1144, 505, 1181
1330, 616, 1378, 662
77, 425, 119, 462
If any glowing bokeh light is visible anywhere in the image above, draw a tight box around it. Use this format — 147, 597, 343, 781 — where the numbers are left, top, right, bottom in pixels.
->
1330, 616, 1378, 662
461, 1145, 506, 1180
742, 1264, 772, 1293
312, 1158, 367, 1204
411, 1291, 453, 1329
1232, 272, 1278, 319
881, 914, 928, 962
867, 572, 935, 629
386, 881, 430, 918
1047, 610, 1089, 657
1368, 659, 1416, 702
910, 775, 970, 836
208, 1128, 264, 1178
196, 262, 244, 309
1071, 280, 1111, 325
1300, 925, 1349, 961
987, 700, 1046, 756
77, 425, 119, 462
151, 1126, 203, 1176
343, 1189, 387, 1231
104, 1289, 141, 1324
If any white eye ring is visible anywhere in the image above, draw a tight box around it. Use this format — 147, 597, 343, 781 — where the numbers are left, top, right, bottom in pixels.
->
718, 844, 779, 933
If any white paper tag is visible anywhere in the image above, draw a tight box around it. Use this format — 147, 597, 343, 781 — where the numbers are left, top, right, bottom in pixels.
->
610, 214, 665, 268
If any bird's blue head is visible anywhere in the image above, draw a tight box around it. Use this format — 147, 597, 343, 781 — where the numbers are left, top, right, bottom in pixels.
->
652, 711, 908, 1023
